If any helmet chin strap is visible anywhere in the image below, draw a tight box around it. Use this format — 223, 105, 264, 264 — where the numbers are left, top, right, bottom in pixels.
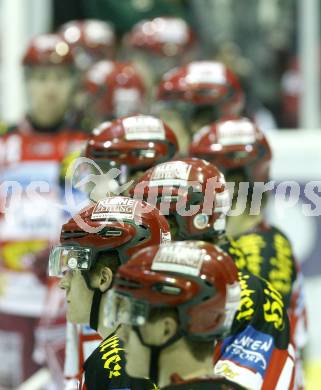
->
81, 271, 103, 332
133, 326, 183, 385
90, 289, 103, 331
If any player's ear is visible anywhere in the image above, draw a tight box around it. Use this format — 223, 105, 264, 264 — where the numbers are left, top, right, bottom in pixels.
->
160, 315, 178, 344
98, 266, 113, 292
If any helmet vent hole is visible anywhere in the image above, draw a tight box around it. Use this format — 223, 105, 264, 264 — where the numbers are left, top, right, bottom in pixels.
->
153, 283, 181, 295
116, 277, 142, 289
61, 230, 88, 239
99, 228, 122, 237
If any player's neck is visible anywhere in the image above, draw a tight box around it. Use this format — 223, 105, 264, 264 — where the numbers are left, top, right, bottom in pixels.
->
158, 338, 213, 388
226, 212, 263, 237
28, 112, 65, 130
97, 294, 117, 339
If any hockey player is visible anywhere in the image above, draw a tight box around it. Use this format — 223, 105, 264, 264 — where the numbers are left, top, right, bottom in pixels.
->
130, 157, 298, 387
59, 19, 116, 72
83, 113, 179, 196
61, 113, 179, 204
58, 20, 118, 134
108, 240, 294, 389
72, 59, 146, 132
0, 33, 86, 388
189, 117, 271, 237
48, 196, 170, 389
154, 60, 244, 153
121, 17, 198, 92
189, 116, 307, 387
56, 114, 178, 386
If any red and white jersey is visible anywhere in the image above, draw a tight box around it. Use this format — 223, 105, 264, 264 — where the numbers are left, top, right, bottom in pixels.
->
0, 119, 87, 317
64, 323, 102, 390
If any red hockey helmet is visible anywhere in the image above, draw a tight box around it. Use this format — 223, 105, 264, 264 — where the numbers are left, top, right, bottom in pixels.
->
59, 19, 115, 69
108, 241, 240, 340
48, 196, 171, 277
157, 61, 244, 116
84, 60, 146, 119
130, 158, 230, 239
189, 117, 272, 182
124, 17, 195, 58
85, 114, 178, 172
22, 33, 73, 66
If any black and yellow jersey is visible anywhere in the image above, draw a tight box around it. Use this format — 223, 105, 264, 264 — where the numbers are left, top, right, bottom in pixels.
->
82, 332, 156, 390
221, 224, 297, 309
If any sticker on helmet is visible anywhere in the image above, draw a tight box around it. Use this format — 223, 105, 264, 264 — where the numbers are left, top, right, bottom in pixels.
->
187, 62, 226, 85
161, 231, 171, 243
114, 89, 142, 118
84, 21, 114, 44
91, 196, 137, 220
152, 243, 205, 276
155, 19, 189, 45
63, 25, 81, 43
149, 161, 192, 187
33, 35, 62, 51
86, 60, 115, 85
123, 115, 165, 141
217, 119, 256, 146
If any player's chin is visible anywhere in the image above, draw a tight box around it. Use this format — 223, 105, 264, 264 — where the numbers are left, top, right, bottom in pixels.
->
125, 360, 147, 379
66, 306, 86, 325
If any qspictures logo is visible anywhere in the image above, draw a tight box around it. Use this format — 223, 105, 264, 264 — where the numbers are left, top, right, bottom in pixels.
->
1, 157, 321, 234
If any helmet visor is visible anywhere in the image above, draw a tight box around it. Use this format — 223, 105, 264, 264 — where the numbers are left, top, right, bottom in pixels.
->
104, 289, 149, 328
48, 245, 94, 277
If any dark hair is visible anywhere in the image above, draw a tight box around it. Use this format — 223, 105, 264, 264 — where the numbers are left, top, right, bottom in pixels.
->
89, 251, 120, 278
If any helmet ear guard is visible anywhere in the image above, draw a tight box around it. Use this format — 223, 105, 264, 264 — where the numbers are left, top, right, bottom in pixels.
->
193, 213, 209, 230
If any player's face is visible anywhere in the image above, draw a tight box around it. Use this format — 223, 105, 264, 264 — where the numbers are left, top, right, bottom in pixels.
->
59, 269, 93, 324
129, 52, 155, 91
190, 107, 215, 135
120, 325, 151, 378
25, 65, 75, 126
121, 320, 169, 379
168, 215, 180, 240
157, 107, 191, 154
225, 170, 248, 206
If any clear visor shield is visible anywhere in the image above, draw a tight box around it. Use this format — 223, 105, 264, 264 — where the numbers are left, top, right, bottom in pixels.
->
48, 245, 93, 277
104, 289, 149, 328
